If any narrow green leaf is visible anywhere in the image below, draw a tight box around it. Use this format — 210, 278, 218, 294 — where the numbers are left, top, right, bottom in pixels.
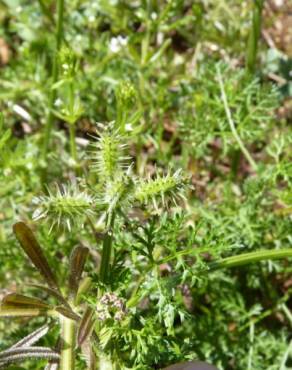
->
77, 306, 95, 347
68, 245, 89, 299
211, 248, 292, 270
13, 222, 59, 290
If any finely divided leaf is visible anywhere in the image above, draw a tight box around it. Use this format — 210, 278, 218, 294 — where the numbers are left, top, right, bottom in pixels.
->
13, 222, 59, 290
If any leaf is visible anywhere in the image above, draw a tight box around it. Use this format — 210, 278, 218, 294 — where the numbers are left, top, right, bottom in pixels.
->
2, 293, 50, 309
0, 128, 11, 151
55, 306, 80, 321
11, 324, 50, 348
68, 245, 89, 299
77, 306, 95, 347
13, 222, 60, 290
0, 307, 45, 317
0, 346, 60, 368
0, 294, 50, 317
27, 283, 70, 309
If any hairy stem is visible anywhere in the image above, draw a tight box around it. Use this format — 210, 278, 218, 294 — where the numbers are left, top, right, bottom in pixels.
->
60, 315, 76, 370
216, 65, 258, 172
41, 0, 64, 162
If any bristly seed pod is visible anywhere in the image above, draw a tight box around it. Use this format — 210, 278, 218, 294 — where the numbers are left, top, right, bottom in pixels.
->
89, 127, 130, 181
33, 184, 95, 232
134, 169, 187, 208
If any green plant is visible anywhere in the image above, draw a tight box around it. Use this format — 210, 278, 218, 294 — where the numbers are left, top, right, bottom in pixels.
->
41, 0, 65, 163
1, 125, 292, 369
0, 1, 291, 369
246, 0, 265, 73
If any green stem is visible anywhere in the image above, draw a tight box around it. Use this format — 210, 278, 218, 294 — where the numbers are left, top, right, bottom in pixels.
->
38, 0, 55, 25
246, 0, 264, 73
216, 65, 258, 172
60, 315, 76, 370
69, 124, 77, 163
99, 214, 116, 284
41, 0, 64, 162
211, 248, 292, 270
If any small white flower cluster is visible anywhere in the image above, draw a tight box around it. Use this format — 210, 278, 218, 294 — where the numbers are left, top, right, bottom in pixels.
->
96, 292, 127, 322
109, 36, 128, 53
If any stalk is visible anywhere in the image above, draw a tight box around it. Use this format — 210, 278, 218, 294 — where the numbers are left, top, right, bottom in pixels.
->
68, 81, 78, 164
69, 124, 77, 163
41, 0, 65, 162
99, 214, 116, 284
211, 248, 292, 270
216, 65, 258, 172
246, 0, 265, 73
38, 0, 55, 25
60, 315, 76, 370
